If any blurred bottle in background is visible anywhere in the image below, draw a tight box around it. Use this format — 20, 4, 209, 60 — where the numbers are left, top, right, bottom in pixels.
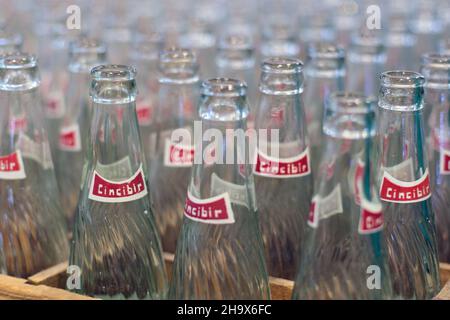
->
377, 71, 440, 299
56, 38, 107, 227
292, 92, 393, 299
421, 53, 450, 263
150, 48, 200, 253
303, 42, 346, 172
0, 28, 23, 54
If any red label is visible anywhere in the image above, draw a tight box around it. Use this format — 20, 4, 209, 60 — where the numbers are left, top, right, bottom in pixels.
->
59, 124, 81, 152
45, 91, 65, 119
9, 116, 27, 133
358, 199, 383, 235
88, 165, 148, 203
307, 198, 319, 228
380, 169, 431, 203
440, 149, 450, 175
254, 147, 311, 178
164, 139, 195, 167
184, 191, 235, 224
0, 151, 26, 180
136, 103, 153, 126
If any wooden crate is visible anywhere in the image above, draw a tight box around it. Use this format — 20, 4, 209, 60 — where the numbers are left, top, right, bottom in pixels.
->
1, 254, 449, 300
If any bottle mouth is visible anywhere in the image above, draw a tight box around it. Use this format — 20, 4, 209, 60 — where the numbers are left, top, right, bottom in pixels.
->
201, 78, 247, 97
130, 32, 163, 61
159, 47, 199, 81
0, 30, 23, 49
420, 53, 450, 88
327, 92, 377, 114
91, 64, 136, 82
349, 30, 386, 60
0, 52, 40, 91
307, 42, 345, 60
218, 34, 253, 51
69, 38, 107, 73
380, 70, 425, 88
261, 57, 303, 74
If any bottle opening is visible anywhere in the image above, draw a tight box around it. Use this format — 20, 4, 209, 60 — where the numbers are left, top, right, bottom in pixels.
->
306, 42, 345, 75
421, 53, 450, 88
380, 70, 425, 88
216, 33, 255, 70
0, 52, 39, 91
327, 92, 376, 114
261, 57, 303, 74
349, 29, 386, 62
0, 29, 23, 52
90, 64, 137, 104
260, 57, 303, 95
159, 47, 199, 83
69, 37, 107, 73
307, 42, 345, 61
201, 78, 247, 97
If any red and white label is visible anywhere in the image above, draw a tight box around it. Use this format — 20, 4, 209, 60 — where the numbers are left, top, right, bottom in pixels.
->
210, 173, 253, 209
45, 91, 65, 119
0, 151, 26, 180
59, 124, 82, 152
380, 169, 431, 203
164, 139, 195, 167
440, 149, 450, 175
184, 191, 235, 224
307, 184, 343, 228
253, 147, 311, 178
17, 134, 54, 170
88, 165, 148, 203
358, 197, 383, 235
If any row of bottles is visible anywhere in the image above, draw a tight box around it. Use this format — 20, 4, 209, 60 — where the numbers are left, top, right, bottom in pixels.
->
0, 45, 448, 299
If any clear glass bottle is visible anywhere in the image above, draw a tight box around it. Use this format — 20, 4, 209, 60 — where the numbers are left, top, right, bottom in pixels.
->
253, 58, 312, 279
216, 33, 256, 110
69, 65, 168, 299
149, 48, 200, 253
377, 71, 440, 299
292, 92, 393, 299
129, 31, 163, 175
0, 28, 22, 54
169, 78, 270, 299
347, 29, 386, 98
421, 53, 450, 263
0, 53, 69, 277
303, 42, 346, 172
56, 37, 107, 226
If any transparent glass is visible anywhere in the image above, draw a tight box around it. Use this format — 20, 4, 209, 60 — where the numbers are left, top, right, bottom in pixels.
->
149, 48, 200, 253
303, 42, 345, 172
56, 38, 107, 227
347, 29, 386, 98
69, 65, 168, 299
0, 28, 23, 54
377, 71, 440, 299
292, 92, 393, 299
260, 14, 300, 59
254, 58, 312, 279
421, 54, 450, 263
170, 78, 270, 299
385, 16, 416, 70
0, 53, 68, 277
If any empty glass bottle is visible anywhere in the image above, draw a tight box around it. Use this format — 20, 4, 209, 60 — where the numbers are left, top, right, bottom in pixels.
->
254, 58, 313, 280
69, 65, 168, 299
377, 71, 440, 299
149, 48, 200, 253
170, 78, 270, 299
292, 92, 393, 299
260, 14, 300, 60
347, 29, 386, 98
421, 54, 450, 263
303, 42, 345, 171
0, 53, 68, 277
56, 37, 107, 226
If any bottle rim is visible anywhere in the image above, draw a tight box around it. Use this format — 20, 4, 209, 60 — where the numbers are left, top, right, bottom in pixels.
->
0, 30, 23, 48
91, 64, 136, 81
421, 52, 450, 68
70, 37, 107, 55
327, 91, 377, 114
201, 78, 247, 97
380, 70, 425, 88
307, 42, 345, 60
261, 57, 303, 74
0, 52, 37, 69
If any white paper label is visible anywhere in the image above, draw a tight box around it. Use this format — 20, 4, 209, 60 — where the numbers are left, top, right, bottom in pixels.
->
307, 184, 343, 228
0, 150, 26, 180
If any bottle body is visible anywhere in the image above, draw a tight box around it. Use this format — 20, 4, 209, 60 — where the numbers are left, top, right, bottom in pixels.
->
69, 65, 168, 299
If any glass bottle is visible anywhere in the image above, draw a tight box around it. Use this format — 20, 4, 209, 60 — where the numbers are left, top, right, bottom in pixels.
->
69, 65, 168, 299
254, 57, 313, 280
56, 37, 107, 226
0, 53, 69, 277
292, 92, 393, 299
303, 42, 346, 172
0, 28, 22, 54
377, 71, 440, 299
149, 48, 200, 253
169, 78, 270, 299
129, 31, 163, 176
385, 15, 416, 70
347, 29, 386, 98
421, 53, 450, 263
